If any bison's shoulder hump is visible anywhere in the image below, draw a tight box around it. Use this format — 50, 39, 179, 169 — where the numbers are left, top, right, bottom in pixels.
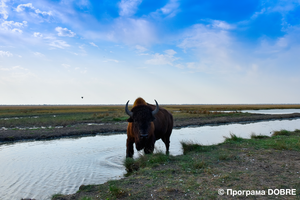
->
133, 97, 147, 107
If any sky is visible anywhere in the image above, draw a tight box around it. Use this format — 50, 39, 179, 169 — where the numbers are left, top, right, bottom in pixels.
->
0, 0, 300, 105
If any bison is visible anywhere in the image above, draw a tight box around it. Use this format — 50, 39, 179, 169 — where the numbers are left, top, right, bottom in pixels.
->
125, 97, 173, 158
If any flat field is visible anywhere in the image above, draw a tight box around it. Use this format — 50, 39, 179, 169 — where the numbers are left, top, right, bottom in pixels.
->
1, 104, 300, 143
1, 104, 300, 128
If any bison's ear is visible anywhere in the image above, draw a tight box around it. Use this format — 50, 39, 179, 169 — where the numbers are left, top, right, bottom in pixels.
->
127, 117, 134, 122
151, 116, 156, 121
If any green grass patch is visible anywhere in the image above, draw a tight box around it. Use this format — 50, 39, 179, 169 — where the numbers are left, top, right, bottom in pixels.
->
109, 182, 127, 198
78, 185, 95, 192
52, 194, 65, 199
79, 197, 92, 200
223, 133, 244, 143
181, 141, 216, 154
124, 151, 174, 174
113, 116, 128, 121
250, 133, 269, 139
272, 129, 300, 137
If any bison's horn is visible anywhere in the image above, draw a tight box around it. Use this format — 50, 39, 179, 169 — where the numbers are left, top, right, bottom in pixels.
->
125, 100, 133, 117
152, 100, 159, 116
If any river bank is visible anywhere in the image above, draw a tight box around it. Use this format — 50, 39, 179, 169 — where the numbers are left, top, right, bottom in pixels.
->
52, 129, 300, 200
1, 113, 300, 143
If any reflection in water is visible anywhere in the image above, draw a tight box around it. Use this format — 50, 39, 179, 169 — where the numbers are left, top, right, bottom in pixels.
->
0, 118, 299, 200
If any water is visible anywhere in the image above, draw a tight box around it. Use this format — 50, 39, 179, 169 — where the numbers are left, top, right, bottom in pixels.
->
242, 108, 300, 114
0, 114, 300, 199
0, 135, 127, 200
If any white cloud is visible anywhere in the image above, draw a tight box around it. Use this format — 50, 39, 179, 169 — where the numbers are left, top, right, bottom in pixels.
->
81, 15, 157, 45
0, 66, 35, 83
211, 20, 235, 30
49, 40, 70, 49
16, 3, 34, 12
118, 0, 142, 17
0, 65, 28, 71
55, 27, 76, 37
1, 20, 27, 31
0, 50, 12, 57
81, 68, 87, 74
164, 49, 176, 56
179, 24, 231, 50
62, 64, 88, 74
146, 49, 179, 66
62, 63, 70, 68
89, 42, 98, 47
33, 52, 44, 57
0, 0, 9, 19
103, 59, 119, 63
35, 9, 52, 16
160, 0, 179, 17
76, 44, 87, 56
74, 66, 87, 74
150, 0, 180, 19
135, 45, 147, 53
108, 18, 157, 45
12, 28, 22, 33
33, 32, 43, 37
176, 24, 247, 75
174, 63, 185, 69
15, 2, 51, 16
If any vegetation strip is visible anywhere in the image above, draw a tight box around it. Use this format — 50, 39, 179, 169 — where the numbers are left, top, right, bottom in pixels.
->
52, 129, 300, 199
1, 104, 300, 143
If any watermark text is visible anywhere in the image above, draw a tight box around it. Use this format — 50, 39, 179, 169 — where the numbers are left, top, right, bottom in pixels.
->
218, 189, 296, 197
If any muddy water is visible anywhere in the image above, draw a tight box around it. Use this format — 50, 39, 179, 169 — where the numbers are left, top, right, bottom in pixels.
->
0, 117, 299, 199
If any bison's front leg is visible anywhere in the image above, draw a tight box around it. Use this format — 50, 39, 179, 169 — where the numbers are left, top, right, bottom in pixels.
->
126, 138, 134, 158
144, 136, 155, 154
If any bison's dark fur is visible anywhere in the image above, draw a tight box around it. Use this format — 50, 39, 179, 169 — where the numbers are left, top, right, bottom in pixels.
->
125, 97, 173, 158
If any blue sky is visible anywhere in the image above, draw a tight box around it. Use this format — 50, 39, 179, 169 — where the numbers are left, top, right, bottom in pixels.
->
0, 0, 300, 104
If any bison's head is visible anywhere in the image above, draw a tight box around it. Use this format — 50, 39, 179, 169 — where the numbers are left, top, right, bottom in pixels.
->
125, 100, 159, 139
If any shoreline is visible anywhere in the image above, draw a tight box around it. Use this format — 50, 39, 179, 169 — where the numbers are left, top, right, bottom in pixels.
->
1, 113, 300, 144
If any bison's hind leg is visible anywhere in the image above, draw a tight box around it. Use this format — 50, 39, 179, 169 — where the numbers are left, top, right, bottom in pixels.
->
162, 136, 170, 155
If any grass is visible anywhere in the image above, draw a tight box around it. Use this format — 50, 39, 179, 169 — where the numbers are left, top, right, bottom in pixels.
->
109, 182, 128, 198
0, 105, 128, 128
1, 104, 300, 129
52, 129, 300, 200
181, 141, 216, 154
124, 151, 173, 174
